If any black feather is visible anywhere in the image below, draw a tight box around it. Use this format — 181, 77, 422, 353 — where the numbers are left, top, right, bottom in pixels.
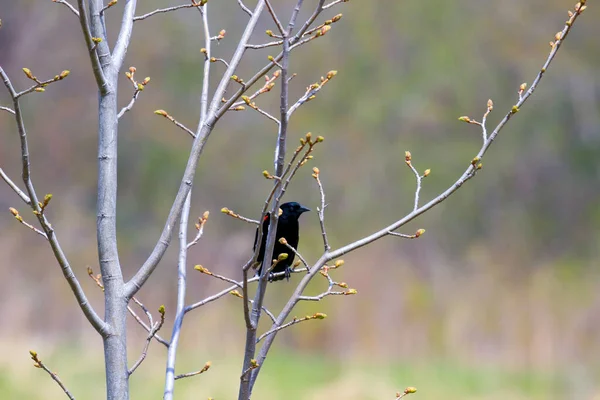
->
254, 202, 310, 281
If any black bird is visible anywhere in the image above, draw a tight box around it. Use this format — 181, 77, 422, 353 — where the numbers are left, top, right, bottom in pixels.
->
254, 202, 310, 281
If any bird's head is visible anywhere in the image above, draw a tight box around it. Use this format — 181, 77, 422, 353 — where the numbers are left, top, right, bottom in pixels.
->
279, 202, 310, 219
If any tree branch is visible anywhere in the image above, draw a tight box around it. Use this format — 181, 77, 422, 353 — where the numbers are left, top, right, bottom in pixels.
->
0, 67, 108, 336
111, 0, 138, 73
29, 350, 76, 400
125, 0, 266, 300
76, 0, 108, 92
249, 5, 587, 389
133, 2, 203, 21
128, 305, 165, 376
52, 0, 80, 17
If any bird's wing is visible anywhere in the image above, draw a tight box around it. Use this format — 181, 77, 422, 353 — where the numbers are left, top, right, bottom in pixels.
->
254, 213, 270, 251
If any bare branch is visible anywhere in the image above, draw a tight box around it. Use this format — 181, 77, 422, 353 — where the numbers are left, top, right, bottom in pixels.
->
388, 229, 425, 239
0, 168, 31, 204
323, 0, 347, 10
249, 8, 587, 390
134, 2, 203, 21
403, 151, 425, 212
29, 350, 75, 400
237, 0, 252, 16
118, 90, 141, 119
154, 110, 196, 138
174, 361, 211, 380
257, 313, 325, 343
76, 0, 108, 92
210, 57, 230, 68
128, 305, 165, 376
100, 0, 117, 15
265, 0, 286, 35
87, 267, 169, 346
1, 67, 108, 336
0, 106, 15, 114
279, 238, 309, 269
241, 97, 281, 125
7, 207, 48, 238
185, 268, 306, 314
246, 40, 284, 50
125, 0, 267, 300
312, 167, 330, 251
187, 211, 209, 248
111, 0, 138, 72
231, 71, 281, 108
221, 207, 260, 225
52, 0, 80, 17
287, 70, 337, 118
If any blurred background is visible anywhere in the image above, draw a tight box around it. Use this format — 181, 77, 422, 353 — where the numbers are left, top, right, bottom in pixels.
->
1, 0, 599, 399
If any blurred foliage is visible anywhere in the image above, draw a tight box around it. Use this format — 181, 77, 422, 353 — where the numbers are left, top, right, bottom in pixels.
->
1, 0, 599, 398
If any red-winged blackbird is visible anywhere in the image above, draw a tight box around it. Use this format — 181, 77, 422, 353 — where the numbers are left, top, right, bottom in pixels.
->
254, 202, 310, 281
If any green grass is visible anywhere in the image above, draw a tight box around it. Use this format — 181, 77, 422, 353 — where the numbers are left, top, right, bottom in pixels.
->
0, 346, 567, 399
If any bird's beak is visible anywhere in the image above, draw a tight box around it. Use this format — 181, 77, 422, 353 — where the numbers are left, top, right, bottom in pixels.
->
299, 206, 310, 213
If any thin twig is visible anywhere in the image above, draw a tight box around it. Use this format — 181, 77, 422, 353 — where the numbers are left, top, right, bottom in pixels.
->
29, 351, 76, 400
257, 313, 325, 343
125, 0, 267, 299
265, 0, 286, 35
221, 208, 260, 225
323, 0, 347, 9
187, 213, 208, 249
0, 106, 15, 114
118, 89, 141, 119
0, 168, 31, 204
133, 3, 203, 21
52, 0, 80, 17
246, 40, 283, 49
8, 208, 48, 239
87, 267, 169, 345
280, 240, 309, 268
128, 306, 165, 376
237, 0, 253, 16
404, 153, 423, 212
249, 6, 587, 390
76, 0, 108, 92
312, 169, 330, 251
185, 268, 306, 313
154, 110, 197, 138
211, 57, 230, 68
1, 67, 108, 336
174, 361, 211, 380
